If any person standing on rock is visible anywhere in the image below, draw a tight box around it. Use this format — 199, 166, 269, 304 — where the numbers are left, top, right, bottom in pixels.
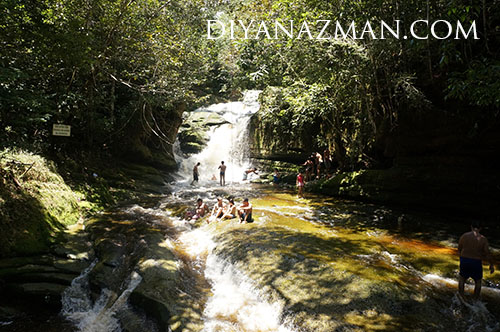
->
191, 162, 200, 185
458, 220, 495, 300
218, 161, 226, 186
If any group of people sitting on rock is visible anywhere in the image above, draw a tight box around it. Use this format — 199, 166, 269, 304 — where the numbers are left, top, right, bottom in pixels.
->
302, 148, 334, 181
187, 197, 253, 224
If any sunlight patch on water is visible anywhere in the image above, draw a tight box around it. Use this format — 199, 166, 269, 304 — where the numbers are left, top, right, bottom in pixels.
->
423, 274, 500, 299
178, 227, 217, 259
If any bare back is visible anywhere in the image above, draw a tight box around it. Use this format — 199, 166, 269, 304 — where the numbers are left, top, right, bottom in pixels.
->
458, 231, 490, 260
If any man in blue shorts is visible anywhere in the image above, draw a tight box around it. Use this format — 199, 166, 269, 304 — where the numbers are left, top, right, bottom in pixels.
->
458, 220, 495, 300
218, 161, 226, 186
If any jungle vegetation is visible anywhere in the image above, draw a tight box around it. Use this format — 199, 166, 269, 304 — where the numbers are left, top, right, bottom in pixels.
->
1, 0, 499, 170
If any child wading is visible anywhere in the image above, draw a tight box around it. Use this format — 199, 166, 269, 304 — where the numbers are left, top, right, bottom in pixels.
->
296, 171, 305, 197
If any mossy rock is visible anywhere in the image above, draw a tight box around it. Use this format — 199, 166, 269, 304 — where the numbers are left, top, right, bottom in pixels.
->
186, 111, 228, 127
5, 282, 67, 305
181, 142, 205, 154
0, 150, 83, 257
177, 111, 229, 155
129, 291, 171, 332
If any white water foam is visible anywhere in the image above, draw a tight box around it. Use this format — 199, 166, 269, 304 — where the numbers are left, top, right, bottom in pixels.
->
424, 274, 500, 332
171, 90, 297, 331
177, 227, 216, 258
177, 226, 297, 332
423, 274, 500, 299
202, 254, 297, 332
61, 261, 143, 332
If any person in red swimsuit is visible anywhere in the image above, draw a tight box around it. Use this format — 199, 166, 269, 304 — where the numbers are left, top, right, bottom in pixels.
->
296, 171, 305, 197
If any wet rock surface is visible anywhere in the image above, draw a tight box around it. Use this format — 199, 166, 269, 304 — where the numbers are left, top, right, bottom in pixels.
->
193, 187, 500, 332
0, 224, 93, 331
178, 111, 229, 154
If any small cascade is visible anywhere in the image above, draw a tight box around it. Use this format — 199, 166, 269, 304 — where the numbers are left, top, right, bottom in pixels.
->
61, 260, 97, 322
424, 274, 500, 331
61, 261, 144, 332
175, 90, 261, 187
202, 254, 296, 332
177, 226, 297, 332
450, 294, 500, 332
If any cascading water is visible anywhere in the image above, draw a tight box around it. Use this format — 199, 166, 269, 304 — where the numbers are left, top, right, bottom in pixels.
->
57, 91, 499, 332
175, 90, 261, 187
61, 261, 147, 332
174, 222, 297, 332
201, 254, 296, 332
169, 90, 299, 331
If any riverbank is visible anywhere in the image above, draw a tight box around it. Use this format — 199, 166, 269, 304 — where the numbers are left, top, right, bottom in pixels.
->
0, 149, 172, 257
306, 159, 500, 220
250, 158, 500, 221
0, 149, 176, 330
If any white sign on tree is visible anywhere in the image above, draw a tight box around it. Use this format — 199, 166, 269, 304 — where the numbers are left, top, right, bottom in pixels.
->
52, 124, 71, 137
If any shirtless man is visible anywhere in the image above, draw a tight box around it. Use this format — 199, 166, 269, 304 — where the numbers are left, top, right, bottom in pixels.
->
191, 198, 209, 220
237, 198, 253, 223
315, 152, 323, 179
218, 161, 226, 186
458, 221, 495, 300
191, 162, 200, 185
302, 158, 314, 181
242, 168, 258, 181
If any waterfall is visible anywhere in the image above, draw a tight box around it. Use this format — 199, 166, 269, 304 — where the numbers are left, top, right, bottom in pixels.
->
61, 261, 144, 332
175, 90, 261, 186
169, 90, 298, 331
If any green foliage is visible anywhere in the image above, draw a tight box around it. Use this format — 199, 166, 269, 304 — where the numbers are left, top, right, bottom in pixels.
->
1, 0, 498, 170
446, 59, 500, 108
216, 0, 499, 169
0, 0, 220, 156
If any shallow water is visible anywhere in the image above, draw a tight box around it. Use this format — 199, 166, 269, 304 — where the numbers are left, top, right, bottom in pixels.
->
19, 86, 499, 331
168, 183, 500, 332
8, 181, 498, 332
